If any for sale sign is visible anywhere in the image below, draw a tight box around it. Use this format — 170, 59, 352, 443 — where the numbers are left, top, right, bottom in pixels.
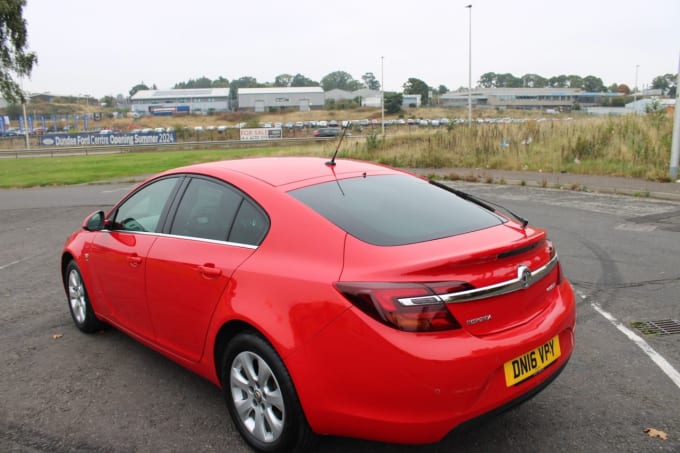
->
239, 128, 282, 141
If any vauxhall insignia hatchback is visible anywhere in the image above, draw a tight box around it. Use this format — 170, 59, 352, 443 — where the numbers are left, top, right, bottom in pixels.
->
62, 157, 575, 452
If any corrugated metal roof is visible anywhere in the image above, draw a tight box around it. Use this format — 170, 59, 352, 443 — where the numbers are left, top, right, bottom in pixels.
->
131, 88, 230, 100
238, 87, 323, 95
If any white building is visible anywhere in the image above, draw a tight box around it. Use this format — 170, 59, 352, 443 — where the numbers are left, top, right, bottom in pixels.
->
440, 88, 619, 110
237, 87, 324, 112
130, 88, 230, 115
402, 94, 422, 108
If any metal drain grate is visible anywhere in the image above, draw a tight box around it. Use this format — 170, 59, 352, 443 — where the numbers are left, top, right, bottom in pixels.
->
632, 319, 680, 336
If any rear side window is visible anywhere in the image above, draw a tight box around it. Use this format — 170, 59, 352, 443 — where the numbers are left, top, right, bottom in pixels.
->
170, 177, 269, 245
290, 174, 503, 246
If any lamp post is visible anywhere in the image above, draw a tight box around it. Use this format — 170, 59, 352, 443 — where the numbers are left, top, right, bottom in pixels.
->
670, 54, 679, 181
381, 56, 385, 137
633, 64, 639, 110
20, 79, 29, 150
466, 4, 472, 127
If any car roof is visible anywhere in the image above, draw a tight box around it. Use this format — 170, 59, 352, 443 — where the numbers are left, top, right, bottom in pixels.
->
163, 157, 401, 189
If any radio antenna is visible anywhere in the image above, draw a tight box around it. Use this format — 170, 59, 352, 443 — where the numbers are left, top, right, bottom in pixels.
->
326, 122, 350, 166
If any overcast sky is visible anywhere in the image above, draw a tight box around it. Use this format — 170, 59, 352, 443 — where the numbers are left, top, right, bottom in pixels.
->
22, 0, 679, 98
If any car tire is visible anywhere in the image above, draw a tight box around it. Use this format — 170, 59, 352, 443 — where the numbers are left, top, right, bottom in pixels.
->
64, 260, 104, 333
222, 331, 317, 453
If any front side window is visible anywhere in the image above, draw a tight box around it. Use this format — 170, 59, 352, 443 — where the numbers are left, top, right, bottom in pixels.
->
112, 177, 179, 232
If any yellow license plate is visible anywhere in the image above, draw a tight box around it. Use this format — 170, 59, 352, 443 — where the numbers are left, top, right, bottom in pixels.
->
504, 336, 561, 386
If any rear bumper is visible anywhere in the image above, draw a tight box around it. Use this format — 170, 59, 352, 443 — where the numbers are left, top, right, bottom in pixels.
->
286, 280, 575, 444
452, 353, 571, 435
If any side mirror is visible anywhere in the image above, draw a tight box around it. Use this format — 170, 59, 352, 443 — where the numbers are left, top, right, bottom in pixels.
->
83, 210, 106, 231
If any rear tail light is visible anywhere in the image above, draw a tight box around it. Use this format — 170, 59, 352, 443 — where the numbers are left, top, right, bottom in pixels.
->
546, 239, 563, 284
334, 282, 470, 332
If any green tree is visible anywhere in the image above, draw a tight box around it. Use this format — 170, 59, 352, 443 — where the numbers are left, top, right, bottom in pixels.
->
403, 78, 430, 105
361, 72, 380, 90
496, 73, 522, 88
437, 85, 449, 95
174, 76, 212, 89
383, 92, 403, 114
478, 72, 496, 88
274, 73, 293, 87
321, 71, 361, 91
521, 74, 548, 88
0, 0, 36, 104
129, 82, 150, 97
566, 75, 584, 89
549, 75, 568, 88
290, 73, 319, 87
100, 95, 115, 107
583, 75, 605, 92
212, 76, 229, 88
651, 73, 677, 96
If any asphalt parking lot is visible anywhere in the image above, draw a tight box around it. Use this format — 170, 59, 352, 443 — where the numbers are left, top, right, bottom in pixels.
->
1, 181, 679, 452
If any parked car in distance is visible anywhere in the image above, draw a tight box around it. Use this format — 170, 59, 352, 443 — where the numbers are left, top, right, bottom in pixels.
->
61, 157, 575, 452
3, 128, 21, 136
313, 127, 343, 137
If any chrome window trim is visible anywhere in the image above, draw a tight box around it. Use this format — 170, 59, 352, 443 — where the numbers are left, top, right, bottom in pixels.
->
398, 255, 558, 306
103, 229, 258, 250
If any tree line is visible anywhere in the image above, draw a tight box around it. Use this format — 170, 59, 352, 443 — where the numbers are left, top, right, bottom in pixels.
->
477, 72, 677, 97
129, 70, 677, 107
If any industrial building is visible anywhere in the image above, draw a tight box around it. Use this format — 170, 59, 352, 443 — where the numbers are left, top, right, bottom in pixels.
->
130, 88, 230, 115
237, 87, 324, 112
440, 88, 621, 110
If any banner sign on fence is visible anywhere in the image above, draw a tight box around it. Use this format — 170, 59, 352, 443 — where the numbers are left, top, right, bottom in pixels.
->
239, 128, 282, 141
39, 131, 177, 147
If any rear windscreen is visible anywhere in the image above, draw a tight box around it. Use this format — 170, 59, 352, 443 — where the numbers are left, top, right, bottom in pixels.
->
290, 174, 504, 246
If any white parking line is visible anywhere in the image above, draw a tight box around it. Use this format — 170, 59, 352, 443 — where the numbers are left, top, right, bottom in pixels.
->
0, 257, 28, 270
589, 300, 680, 391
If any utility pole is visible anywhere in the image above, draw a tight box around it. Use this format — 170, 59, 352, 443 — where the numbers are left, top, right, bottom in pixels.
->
466, 4, 472, 127
21, 80, 29, 150
670, 54, 680, 181
381, 56, 385, 138
633, 64, 640, 112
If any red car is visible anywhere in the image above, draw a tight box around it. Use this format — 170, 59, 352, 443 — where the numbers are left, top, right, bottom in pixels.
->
61, 157, 575, 452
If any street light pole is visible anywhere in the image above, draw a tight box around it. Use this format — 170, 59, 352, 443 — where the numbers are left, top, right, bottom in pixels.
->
633, 64, 639, 110
669, 54, 679, 181
381, 56, 385, 137
466, 4, 472, 127
20, 79, 29, 150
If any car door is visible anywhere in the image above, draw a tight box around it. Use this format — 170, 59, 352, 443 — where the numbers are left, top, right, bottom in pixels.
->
145, 176, 269, 362
87, 176, 181, 340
